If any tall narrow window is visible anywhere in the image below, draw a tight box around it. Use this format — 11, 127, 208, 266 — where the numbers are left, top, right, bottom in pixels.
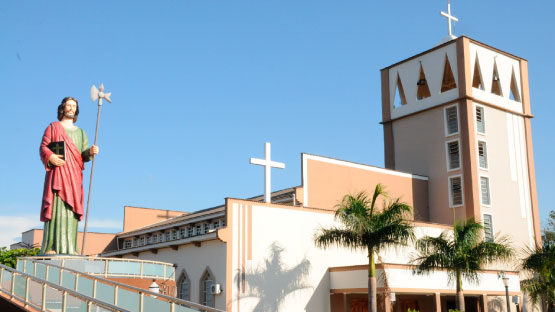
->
394, 73, 407, 107
180, 228, 186, 239
445, 106, 459, 135
188, 227, 194, 237
478, 141, 488, 169
441, 54, 457, 92
172, 230, 178, 240
178, 272, 190, 301
447, 141, 460, 170
472, 55, 484, 90
416, 64, 431, 100
480, 176, 491, 205
510, 68, 521, 102
196, 225, 202, 235
201, 271, 214, 307
165, 231, 171, 241
449, 176, 463, 207
491, 61, 502, 96
483, 214, 494, 242
476, 106, 485, 134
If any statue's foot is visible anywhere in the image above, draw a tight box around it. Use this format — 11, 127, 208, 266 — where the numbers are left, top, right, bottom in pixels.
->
72, 252, 79, 256
45, 250, 56, 255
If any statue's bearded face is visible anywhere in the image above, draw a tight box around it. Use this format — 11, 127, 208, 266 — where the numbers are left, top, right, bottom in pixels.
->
64, 100, 77, 119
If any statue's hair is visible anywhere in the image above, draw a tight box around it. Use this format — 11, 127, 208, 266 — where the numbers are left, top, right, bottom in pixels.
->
57, 97, 79, 122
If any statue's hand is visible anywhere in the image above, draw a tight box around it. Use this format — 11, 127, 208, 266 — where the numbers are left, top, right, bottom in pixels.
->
48, 154, 65, 167
89, 145, 99, 156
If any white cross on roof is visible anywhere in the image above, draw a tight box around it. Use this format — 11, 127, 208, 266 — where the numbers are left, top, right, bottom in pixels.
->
249, 142, 285, 203
440, 0, 459, 39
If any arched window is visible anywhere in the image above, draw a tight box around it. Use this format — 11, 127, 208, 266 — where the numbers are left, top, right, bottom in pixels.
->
177, 270, 190, 301
200, 269, 215, 307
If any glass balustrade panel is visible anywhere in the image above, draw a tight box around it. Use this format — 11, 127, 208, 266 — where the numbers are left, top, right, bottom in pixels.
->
117, 287, 140, 311
143, 294, 170, 311
66, 293, 88, 312
143, 263, 164, 278
62, 270, 76, 290
1, 270, 12, 292
96, 282, 115, 304
16, 260, 24, 271
89, 303, 112, 312
45, 286, 63, 311
108, 260, 140, 276
36, 263, 47, 280
28, 279, 43, 308
47, 267, 60, 285
77, 275, 93, 297
13, 274, 26, 299
175, 303, 201, 312
25, 261, 34, 275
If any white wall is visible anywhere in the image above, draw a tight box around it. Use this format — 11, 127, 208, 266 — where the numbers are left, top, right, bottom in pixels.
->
122, 240, 227, 310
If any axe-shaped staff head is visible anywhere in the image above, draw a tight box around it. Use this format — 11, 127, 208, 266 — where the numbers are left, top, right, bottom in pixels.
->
90, 83, 112, 105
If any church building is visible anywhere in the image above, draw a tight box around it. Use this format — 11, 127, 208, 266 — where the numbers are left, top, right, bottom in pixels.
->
101, 7, 541, 312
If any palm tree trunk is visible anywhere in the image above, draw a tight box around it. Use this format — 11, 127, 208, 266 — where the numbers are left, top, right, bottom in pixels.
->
368, 249, 377, 312
456, 271, 465, 312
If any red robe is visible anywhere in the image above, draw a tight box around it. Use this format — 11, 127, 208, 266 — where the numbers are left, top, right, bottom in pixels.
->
40, 122, 85, 222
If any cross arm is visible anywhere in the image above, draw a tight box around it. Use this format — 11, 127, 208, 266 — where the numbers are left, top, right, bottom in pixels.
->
249, 158, 285, 169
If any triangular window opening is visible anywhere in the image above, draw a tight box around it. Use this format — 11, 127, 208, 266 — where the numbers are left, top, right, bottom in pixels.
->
491, 61, 503, 96
416, 64, 431, 101
441, 54, 457, 93
394, 73, 407, 107
472, 55, 485, 90
509, 68, 521, 102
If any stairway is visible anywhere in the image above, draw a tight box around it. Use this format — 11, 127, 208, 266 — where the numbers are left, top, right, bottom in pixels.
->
0, 256, 224, 312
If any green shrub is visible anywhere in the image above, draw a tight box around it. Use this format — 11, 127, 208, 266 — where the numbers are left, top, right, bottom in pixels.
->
0, 247, 40, 268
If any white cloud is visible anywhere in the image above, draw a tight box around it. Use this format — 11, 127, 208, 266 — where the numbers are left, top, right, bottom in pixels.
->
0, 215, 42, 248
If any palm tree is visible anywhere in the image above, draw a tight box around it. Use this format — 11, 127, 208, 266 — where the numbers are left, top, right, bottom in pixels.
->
412, 218, 513, 312
314, 184, 414, 312
520, 242, 555, 312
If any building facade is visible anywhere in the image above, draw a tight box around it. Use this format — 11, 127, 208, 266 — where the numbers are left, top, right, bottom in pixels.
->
100, 36, 541, 312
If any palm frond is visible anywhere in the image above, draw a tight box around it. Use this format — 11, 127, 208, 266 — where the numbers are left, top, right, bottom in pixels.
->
314, 227, 364, 251
412, 218, 514, 288
369, 184, 387, 216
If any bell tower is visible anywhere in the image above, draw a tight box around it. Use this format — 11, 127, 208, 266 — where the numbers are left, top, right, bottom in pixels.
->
379, 4, 541, 248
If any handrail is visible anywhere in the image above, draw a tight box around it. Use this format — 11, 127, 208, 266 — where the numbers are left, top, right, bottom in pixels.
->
0, 263, 130, 312
19, 256, 175, 280
20, 256, 173, 267
22, 258, 225, 312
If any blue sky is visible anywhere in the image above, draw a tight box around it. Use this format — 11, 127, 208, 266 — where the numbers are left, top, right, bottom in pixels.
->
1, 1, 553, 247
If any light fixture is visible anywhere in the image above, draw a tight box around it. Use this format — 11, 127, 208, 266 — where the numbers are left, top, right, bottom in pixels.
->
149, 279, 160, 298
498, 271, 511, 312
493, 74, 499, 81
417, 79, 427, 86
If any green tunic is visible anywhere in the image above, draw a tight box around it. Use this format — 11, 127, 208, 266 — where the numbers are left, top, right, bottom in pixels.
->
40, 126, 91, 255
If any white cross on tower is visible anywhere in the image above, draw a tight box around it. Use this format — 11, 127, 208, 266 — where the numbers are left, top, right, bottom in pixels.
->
440, 0, 459, 39
250, 142, 285, 203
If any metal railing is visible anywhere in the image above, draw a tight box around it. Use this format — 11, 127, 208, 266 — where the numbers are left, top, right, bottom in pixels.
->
19, 256, 175, 280
0, 263, 129, 312
19, 258, 224, 312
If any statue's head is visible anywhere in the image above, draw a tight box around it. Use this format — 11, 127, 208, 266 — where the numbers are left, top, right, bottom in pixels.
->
57, 97, 79, 122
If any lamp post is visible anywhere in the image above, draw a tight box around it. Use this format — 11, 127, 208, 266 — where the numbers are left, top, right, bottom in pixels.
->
512, 295, 520, 312
498, 271, 511, 312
